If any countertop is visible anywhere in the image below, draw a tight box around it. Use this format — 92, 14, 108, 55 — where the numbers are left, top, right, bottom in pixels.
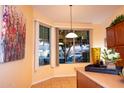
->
76, 65, 124, 88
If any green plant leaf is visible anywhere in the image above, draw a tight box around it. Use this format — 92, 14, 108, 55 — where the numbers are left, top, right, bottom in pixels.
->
110, 14, 124, 27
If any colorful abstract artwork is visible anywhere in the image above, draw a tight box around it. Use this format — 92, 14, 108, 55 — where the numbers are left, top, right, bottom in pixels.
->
0, 5, 26, 63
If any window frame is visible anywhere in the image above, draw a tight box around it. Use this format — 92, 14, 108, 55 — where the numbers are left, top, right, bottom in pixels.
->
57, 28, 92, 64
35, 21, 51, 69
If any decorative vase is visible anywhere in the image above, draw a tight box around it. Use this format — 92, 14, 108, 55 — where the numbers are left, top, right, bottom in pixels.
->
106, 61, 116, 69
91, 48, 101, 64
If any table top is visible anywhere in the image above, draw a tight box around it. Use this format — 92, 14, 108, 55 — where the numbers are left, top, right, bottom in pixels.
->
76, 65, 124, 88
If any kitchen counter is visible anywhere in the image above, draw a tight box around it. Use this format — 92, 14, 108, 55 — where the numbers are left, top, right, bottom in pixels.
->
76, 66, 124, 88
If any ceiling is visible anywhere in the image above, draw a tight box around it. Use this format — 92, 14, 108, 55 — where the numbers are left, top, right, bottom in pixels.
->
33, 5, 122, 24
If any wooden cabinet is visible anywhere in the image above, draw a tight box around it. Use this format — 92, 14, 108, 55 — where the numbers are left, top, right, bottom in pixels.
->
116, 46, 124, 59
116, 46, 124, 66
106, 21, 124, 66
106, 27, 115, 48
114, 22, 124, 46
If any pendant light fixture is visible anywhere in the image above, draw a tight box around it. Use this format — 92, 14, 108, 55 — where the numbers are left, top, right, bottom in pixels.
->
65, 5, 78, 38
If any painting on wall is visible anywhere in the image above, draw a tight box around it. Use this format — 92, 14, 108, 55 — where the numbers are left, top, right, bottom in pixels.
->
0, 5, 26, 63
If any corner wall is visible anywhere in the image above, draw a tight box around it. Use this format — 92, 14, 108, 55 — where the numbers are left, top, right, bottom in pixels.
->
32, 15, 106, 84
32, 8, 55, 84
0, 5, 107, 87
102, 6, 124, 28
0, 5, 108, 87
53, 23, 106, 77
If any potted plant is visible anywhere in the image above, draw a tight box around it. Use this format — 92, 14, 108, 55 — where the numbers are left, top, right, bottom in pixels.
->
101, 49, 121, 69
110, 14, 124, 27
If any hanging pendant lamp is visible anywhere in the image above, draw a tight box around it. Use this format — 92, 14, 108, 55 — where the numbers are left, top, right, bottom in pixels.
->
65, 5, 78, 38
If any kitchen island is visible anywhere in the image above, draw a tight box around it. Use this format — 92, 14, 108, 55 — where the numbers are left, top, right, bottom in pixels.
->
76, 67, 124, 88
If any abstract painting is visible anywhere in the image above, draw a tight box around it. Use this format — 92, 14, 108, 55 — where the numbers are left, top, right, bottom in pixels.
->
0, 5, 26, 63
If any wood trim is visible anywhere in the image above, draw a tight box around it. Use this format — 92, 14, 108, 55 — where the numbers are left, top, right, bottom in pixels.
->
56, 28, 59, 66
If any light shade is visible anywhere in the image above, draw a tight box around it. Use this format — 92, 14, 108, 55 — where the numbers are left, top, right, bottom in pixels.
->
59, 42, 64, 45
65, 32, 78, 38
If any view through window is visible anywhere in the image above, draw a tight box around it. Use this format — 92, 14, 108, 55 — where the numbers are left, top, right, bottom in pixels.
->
39, 25, 50, 66
58, 30, 90, 64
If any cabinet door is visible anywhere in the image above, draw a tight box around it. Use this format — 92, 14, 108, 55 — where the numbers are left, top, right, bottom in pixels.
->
116, 46, 124, 66
115, 22, 124, 46
106, 27, 115, 48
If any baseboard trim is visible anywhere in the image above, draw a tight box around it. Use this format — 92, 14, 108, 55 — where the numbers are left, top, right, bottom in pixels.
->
31, 74, 76, 86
